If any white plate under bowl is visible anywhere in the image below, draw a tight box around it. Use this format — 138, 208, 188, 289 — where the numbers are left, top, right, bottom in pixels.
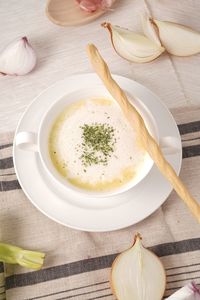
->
13, 74, 182, 232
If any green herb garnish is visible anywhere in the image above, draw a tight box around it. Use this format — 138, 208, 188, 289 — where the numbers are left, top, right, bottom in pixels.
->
79, 123, 116, 167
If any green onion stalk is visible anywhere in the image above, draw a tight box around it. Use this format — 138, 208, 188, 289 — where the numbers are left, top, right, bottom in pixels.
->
0, 243, 45, 270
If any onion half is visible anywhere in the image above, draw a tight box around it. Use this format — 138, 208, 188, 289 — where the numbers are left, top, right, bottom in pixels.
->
111, 234, 166, 300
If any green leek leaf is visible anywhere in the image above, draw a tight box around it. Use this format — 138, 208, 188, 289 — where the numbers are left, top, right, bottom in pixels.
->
0, 243, 45, 270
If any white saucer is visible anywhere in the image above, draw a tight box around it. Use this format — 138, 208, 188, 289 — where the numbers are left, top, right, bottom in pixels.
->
13, 74, 182, 232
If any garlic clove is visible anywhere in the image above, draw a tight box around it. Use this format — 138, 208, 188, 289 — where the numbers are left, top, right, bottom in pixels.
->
111, 233, 166, 300
100, 0, 115, 9
153, 19, 200, 56
76, 0, 99, 13
0, 37, 37, 76
76, 0, 114, 12
102, 22, 165, 63
141, 13, 162, 47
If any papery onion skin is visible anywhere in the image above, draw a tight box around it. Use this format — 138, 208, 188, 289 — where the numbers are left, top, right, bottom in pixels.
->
102, 22, 165, 63
111, 233, 166, 300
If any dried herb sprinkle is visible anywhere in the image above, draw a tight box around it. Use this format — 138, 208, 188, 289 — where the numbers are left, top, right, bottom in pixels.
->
79, 123, 116, 167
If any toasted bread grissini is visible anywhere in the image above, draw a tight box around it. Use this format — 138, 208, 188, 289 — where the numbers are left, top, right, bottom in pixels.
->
87, 44, 200, 223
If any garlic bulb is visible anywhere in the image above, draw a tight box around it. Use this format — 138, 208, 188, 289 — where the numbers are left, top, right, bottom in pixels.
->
111, 233, 166, 300
76, 0, 98, 12
0, 37, 37, 76
76, 0, 114, 12
166, 281, 200, 299
102, 22, 165, 63
101, 0, 115, 9
153, 19, 200, 56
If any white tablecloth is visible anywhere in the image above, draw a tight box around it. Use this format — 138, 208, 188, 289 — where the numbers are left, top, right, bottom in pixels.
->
0, 0, 200, 132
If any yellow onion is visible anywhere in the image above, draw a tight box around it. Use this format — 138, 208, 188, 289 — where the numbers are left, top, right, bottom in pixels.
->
142, 14, 200, 57
111, 233, 166, 300
102, 22, 165, 63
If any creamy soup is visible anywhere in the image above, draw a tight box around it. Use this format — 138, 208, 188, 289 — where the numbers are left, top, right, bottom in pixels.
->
49, 98, 147, 192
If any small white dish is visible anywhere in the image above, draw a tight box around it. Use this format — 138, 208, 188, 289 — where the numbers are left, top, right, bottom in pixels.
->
13, 74, 182, 232
46, 0, 117, 27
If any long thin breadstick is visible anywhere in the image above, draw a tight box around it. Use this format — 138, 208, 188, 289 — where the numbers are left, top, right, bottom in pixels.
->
87, 43, 200, 223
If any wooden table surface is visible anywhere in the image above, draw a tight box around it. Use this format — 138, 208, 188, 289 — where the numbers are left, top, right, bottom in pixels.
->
0, 0, 200, 132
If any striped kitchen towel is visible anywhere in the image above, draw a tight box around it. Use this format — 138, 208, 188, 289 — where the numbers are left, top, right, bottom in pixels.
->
0, 106, 200, 300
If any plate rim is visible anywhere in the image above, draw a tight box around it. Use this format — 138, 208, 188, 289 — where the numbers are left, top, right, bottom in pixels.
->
13, 73, 182, 232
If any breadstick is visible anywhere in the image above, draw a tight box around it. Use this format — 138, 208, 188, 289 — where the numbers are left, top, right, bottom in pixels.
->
87, 44, 200, 223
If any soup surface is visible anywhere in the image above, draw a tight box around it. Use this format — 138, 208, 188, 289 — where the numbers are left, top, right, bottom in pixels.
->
49, 98, 146, 191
